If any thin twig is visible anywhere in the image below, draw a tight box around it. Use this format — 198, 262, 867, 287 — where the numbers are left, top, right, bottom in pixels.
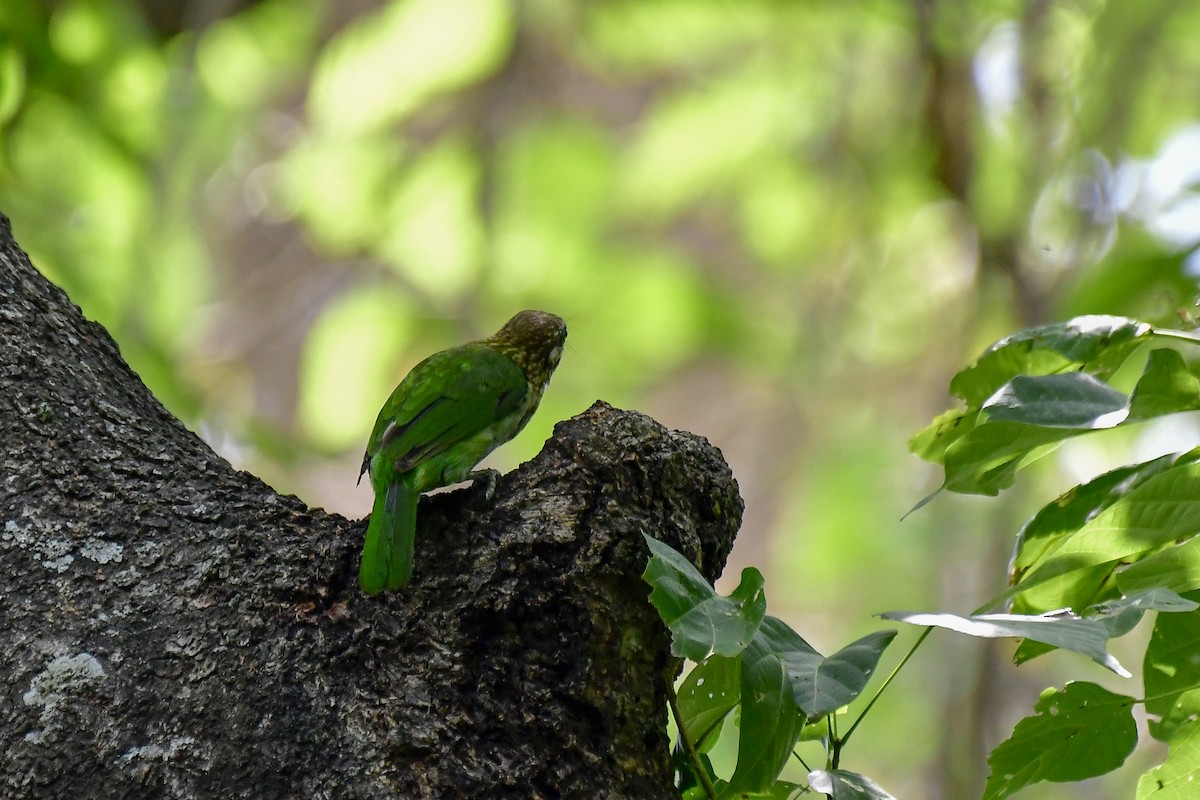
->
668, 676, 719, 800
829, 711, 841, 770
840, 585, 1029, 750
840, 627, 933, 747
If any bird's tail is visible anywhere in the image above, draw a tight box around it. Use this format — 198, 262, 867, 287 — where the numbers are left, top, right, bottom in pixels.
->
359, 474, 418, 594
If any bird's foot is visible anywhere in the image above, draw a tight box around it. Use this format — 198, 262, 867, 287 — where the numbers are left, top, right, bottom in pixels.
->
465, 468, 501, 504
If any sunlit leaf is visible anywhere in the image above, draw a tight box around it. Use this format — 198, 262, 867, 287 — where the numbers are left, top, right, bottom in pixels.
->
1010, 460, 1200, 614
1011, 452, 1188, 585
799, 715, 831, 742
282, 131, 405, 251
949, 315, 1152, 406
982, 372, 1130, 428
1095, 588, 1199, 615
1119, 538, 1200, 596
622, 66, 787, 217
913, 317, 1200, 497
642, 534, 766, 662
496, 119, 616, 242
757, 781, 805, 799
1137, 721, 1200, 799
879, 609, 1130, 676
586, 0, 772, 70
982, 682, 1137, 800
941, 421, 1065, 495
909, 408, 976, 463
1013, 587, 1197, 667
807, 769, 898, 800
377, 139, 483, 299
47, 1, 112, 64
1093, 588, 1199, 639
196, 2, 313, 108
1129, 348, 1200, 419
942, 349, 1200, 497
1143, 593, 1200, 743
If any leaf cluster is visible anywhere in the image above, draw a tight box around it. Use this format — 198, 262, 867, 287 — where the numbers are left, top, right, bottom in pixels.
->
905, 314, 1200, 798
647, 314, 1200, 799
643, 535, 897, 799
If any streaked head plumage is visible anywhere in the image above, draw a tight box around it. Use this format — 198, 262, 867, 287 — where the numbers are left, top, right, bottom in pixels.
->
486, 310, 567, 387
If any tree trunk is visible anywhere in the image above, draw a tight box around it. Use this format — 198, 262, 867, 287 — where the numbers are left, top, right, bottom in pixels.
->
0, 214, 743, 799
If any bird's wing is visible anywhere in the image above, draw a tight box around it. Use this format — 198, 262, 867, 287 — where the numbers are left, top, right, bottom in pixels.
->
363, 343, 527, 478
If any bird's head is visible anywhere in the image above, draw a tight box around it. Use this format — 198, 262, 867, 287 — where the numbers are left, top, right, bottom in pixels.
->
486, 310, 567, 388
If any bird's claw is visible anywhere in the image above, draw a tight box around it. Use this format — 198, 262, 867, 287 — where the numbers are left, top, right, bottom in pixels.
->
466, 468, 501, 504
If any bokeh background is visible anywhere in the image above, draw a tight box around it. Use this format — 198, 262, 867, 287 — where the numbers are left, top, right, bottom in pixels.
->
3, 1, 1199, 797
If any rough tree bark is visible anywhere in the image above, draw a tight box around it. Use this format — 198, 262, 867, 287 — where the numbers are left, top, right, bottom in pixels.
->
0, 214, 743, 799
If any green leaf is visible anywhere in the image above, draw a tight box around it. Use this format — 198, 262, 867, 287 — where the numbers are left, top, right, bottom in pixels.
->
878, 609, 1130, 676
755, 615, 821, 659
642, 533, 766, 661
943, 351, 1200, 497
1009, 459, 1200, 614
1013, 587, 1197, 667
678, 655, 740, 752
1090, 588, 1200, 643
1129, 348, 1200, 420
1143, 593, 1200, 743
981, 682, 1137, 800
950, 315, 1152, 406
727, 781, 805, 800
807, 769, 898, 800
982, 372, 1130, 428
1011, 452, 1187, 586
799, 715, 831, 742
912, 317, 1200, 497
1098, 591, 1193, 640
1119, 538, 1200, 596
722, 636, 803, 797
758, 618, 895, 718
909, 408, 977, 462
1095, 587, 1200, 615
1137, 720, 1200, 799
980, 349, 1200, 431
941, 421, 1067, 495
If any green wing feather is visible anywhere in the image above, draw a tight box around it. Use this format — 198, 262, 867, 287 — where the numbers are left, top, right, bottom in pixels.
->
364, 343, 529, 491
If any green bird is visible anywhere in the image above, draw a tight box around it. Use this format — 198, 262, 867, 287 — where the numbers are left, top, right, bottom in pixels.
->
357, 309, 567, 595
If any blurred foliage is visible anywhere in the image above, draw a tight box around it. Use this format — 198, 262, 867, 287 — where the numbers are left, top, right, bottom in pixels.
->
3, 0, 1200, 797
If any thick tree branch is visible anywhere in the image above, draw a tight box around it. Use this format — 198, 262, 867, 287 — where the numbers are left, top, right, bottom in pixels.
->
0, 214, 743, 799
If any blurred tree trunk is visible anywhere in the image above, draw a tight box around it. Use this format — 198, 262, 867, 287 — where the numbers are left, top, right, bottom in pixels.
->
0, 214, 742, 799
